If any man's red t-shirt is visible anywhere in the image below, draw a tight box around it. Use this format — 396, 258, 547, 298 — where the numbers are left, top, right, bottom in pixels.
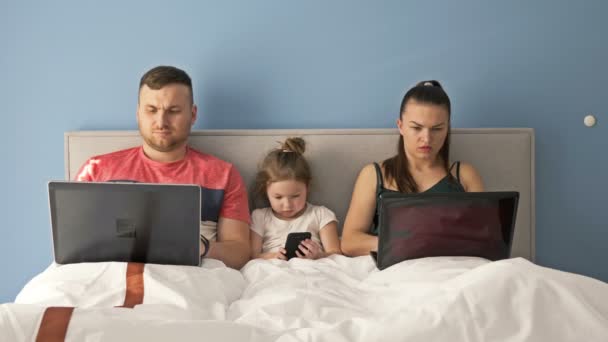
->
75, 146, 250, 240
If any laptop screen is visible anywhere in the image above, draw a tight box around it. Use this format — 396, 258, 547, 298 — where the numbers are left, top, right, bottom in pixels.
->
375, 192, 519, 270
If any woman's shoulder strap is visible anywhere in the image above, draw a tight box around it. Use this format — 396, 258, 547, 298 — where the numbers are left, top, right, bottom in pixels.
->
449, 161, 462, 183
373, 162, 384, 190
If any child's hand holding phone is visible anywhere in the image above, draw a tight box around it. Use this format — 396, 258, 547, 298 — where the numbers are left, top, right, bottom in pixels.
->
284, 232, 323, 260
284, 232, 311, 260
295, 239, 322, 259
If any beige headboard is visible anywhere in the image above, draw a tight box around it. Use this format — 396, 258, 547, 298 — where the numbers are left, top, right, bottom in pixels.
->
65, 128, 535, 261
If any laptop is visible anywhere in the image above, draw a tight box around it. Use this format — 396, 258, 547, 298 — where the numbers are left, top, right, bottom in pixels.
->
372, 191, 519, 270
48, 181, 201, 266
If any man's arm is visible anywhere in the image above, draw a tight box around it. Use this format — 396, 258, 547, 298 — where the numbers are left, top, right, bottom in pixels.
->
206, 217, 251, 269
203, 164, 251, 269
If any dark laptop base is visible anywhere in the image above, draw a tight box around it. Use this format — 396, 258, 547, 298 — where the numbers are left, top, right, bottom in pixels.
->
49, 182, 201, 266
374, 191, 519, 270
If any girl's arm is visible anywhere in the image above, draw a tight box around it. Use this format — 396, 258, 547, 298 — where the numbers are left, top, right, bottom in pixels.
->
341, 164, 379, 256
296, 221, 340, 259
250, 231, 287, 260
319, 221, 341, 256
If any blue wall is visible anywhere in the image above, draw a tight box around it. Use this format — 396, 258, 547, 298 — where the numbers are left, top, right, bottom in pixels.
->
2, 1, 607, 302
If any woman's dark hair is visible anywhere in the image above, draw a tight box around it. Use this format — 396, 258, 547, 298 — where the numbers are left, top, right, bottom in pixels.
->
253, 137, 312, 202
382, 80, 452, 193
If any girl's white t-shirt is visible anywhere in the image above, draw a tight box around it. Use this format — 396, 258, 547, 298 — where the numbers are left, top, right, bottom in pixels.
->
250, 203, 338, 253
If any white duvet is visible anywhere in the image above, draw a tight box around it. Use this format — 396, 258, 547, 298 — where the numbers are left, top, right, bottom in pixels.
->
2, 256, 607, 341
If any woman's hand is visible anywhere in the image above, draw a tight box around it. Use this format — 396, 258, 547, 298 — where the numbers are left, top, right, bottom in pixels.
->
296, 239, 323, 260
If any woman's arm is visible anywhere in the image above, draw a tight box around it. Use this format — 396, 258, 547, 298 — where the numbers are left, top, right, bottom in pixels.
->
341, 164, 379, 256
458, 162, 484, 192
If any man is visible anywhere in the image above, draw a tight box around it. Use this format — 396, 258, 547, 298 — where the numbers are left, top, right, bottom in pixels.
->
76, 65, 251, 269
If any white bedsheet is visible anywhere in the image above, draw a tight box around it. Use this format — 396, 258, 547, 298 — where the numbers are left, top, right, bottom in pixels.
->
13, 259, 244, 320
2, 256, 607, 341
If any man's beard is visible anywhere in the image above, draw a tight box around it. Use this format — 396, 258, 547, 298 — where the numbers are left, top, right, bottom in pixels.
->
142, 133, 188, 152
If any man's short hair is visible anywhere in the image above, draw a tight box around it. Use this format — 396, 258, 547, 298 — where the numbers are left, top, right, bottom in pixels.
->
139, 66, 193, 103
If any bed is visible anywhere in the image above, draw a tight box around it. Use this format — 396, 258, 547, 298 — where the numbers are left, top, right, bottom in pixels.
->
2, 128, 607, 341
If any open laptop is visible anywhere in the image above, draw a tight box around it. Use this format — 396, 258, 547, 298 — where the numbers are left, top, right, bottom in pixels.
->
372, 191, 519, 270
48, 181, 201, 266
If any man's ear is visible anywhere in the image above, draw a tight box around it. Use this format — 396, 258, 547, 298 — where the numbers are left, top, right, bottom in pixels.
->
191, 105, 198, 126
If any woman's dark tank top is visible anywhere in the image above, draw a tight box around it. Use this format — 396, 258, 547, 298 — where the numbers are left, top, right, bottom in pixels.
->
369, 161, 465, 235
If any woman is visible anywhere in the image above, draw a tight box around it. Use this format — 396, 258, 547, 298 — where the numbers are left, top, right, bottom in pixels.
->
341, 80, 484, 256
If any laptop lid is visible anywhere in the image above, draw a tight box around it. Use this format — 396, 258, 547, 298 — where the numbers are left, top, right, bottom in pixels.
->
49, 181, 201, 266
374, 191, 519, 270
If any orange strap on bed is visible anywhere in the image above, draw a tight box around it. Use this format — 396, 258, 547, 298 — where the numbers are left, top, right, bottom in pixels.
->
35, 306, 75, 342
35, 262, 145, 341
121, 262, 145, 308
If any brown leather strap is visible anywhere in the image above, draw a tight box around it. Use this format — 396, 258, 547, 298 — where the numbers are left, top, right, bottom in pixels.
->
35, 263, 145, 341
121, 262, 145, 308
35, 307, 74, 342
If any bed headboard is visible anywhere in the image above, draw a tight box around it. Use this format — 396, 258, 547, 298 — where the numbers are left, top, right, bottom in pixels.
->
65, 128, 535, 261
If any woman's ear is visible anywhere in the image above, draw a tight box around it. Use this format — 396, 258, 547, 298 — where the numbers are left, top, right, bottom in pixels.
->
397, 118, 405, 135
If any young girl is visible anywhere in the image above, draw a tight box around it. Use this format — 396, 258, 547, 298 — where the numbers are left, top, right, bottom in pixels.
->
250, 137, 341, 260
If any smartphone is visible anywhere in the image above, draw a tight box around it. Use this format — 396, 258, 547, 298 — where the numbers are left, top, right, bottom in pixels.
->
284, 232, 312, 260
